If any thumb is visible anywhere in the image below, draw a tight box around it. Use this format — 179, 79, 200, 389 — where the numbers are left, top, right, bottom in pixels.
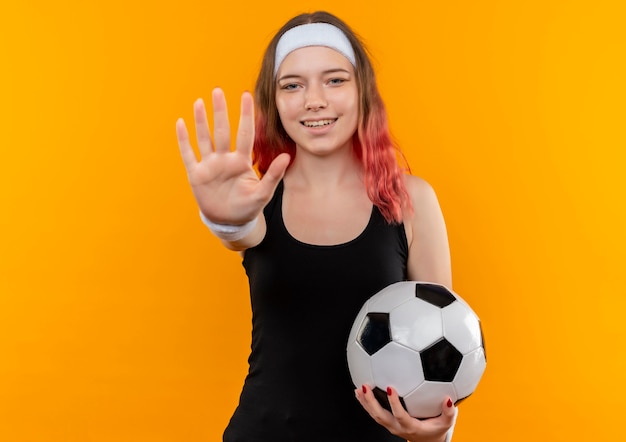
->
257, 153, 290, 199
439, 397, 458, 441
441, 397, 457, 421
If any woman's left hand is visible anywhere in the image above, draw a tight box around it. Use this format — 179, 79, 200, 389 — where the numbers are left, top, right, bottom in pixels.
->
355, 385, 456, 442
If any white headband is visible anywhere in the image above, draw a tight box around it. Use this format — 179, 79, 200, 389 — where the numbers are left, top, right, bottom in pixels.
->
274, 23, 356, 76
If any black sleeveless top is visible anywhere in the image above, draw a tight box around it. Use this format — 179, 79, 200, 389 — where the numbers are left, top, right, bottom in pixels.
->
223, 182, 408, 442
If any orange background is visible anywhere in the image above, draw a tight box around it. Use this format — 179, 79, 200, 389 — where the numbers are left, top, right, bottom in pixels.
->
1, 0, 624, 440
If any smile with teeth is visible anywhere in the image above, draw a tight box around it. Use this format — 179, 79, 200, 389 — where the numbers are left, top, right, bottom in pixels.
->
302, 119, 337, 128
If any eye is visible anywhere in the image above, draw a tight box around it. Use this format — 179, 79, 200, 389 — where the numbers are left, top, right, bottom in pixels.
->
328, 78, 346, 86
281, 83, 300, 91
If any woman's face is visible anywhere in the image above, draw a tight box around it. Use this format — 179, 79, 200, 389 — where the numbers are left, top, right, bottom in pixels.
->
275, 46, 359, 158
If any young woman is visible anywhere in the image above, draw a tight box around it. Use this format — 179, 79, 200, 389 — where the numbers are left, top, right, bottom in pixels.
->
176, 11, 457, 442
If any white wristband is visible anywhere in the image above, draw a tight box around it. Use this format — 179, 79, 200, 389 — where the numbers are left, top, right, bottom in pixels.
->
199, 211, 258, 242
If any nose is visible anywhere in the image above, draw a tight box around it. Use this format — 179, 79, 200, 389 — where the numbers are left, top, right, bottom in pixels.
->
304, 85, 327, 111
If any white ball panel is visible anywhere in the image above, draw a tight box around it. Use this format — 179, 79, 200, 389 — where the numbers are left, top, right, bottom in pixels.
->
442, 301, 482, 355
370, 342, 424, 396
448, 289, 478, 316
403, 381, 458, 419
390, 299, 443, 351
368, 281, 416, 313
346, 341, 375, 388
453, 347, 486, 399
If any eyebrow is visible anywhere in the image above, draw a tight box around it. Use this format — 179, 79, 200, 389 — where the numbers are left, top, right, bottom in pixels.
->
277, 68, 352, 83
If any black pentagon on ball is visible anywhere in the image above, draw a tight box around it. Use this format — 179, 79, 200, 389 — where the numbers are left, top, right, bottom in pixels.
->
414, 283, 457, 308
357, 312, 391, 355
420, 338, 463, 382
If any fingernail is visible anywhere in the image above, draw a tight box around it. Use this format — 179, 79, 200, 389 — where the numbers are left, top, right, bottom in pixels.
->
447, 398, 453, 408
386, 387, 392, 396
362, 385, 367, 394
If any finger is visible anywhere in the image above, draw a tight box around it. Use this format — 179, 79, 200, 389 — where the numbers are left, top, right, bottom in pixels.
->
440, 397, 457, 422
358, 385, 396, 427
256, 153, 290, 201
425, 397, 457, 439
176, 118, 198, 170
235, 91, 255, 158
386, 387, 407, 417
386, 387, 414, 428
354, 385, 377, 414
212, 87, 231, 153
193, 98, 213, 157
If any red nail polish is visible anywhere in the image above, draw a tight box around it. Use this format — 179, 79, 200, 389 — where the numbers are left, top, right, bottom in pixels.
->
386, 387, 392, 396
447, 398, 453, 408
362, 385, 367, 394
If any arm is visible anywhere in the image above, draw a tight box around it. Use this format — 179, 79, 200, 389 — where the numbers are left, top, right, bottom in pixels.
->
404, 175, 452, 287
405, 175, 458, 442
176, 88, 290, 251
355, 175, 457, 442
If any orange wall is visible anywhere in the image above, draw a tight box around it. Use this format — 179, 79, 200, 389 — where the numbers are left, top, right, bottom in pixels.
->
1, 1, 624, 440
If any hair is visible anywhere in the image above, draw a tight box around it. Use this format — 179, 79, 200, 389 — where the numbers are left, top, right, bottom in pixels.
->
253, 11, 411, 223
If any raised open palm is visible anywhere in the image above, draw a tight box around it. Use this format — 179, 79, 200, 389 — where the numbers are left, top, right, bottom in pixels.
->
176, 88, 290, 225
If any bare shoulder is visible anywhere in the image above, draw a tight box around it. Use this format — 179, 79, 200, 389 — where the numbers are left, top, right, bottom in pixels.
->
403, 174, 441, 213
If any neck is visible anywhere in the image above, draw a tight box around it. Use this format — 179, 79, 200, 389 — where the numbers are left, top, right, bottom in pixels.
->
284, 147, 364, 193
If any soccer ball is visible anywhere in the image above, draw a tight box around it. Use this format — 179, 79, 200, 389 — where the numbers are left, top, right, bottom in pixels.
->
346, 281, 486, 419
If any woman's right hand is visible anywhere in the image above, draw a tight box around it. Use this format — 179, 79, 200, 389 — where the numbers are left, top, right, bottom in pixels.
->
176, 88, 290, 225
